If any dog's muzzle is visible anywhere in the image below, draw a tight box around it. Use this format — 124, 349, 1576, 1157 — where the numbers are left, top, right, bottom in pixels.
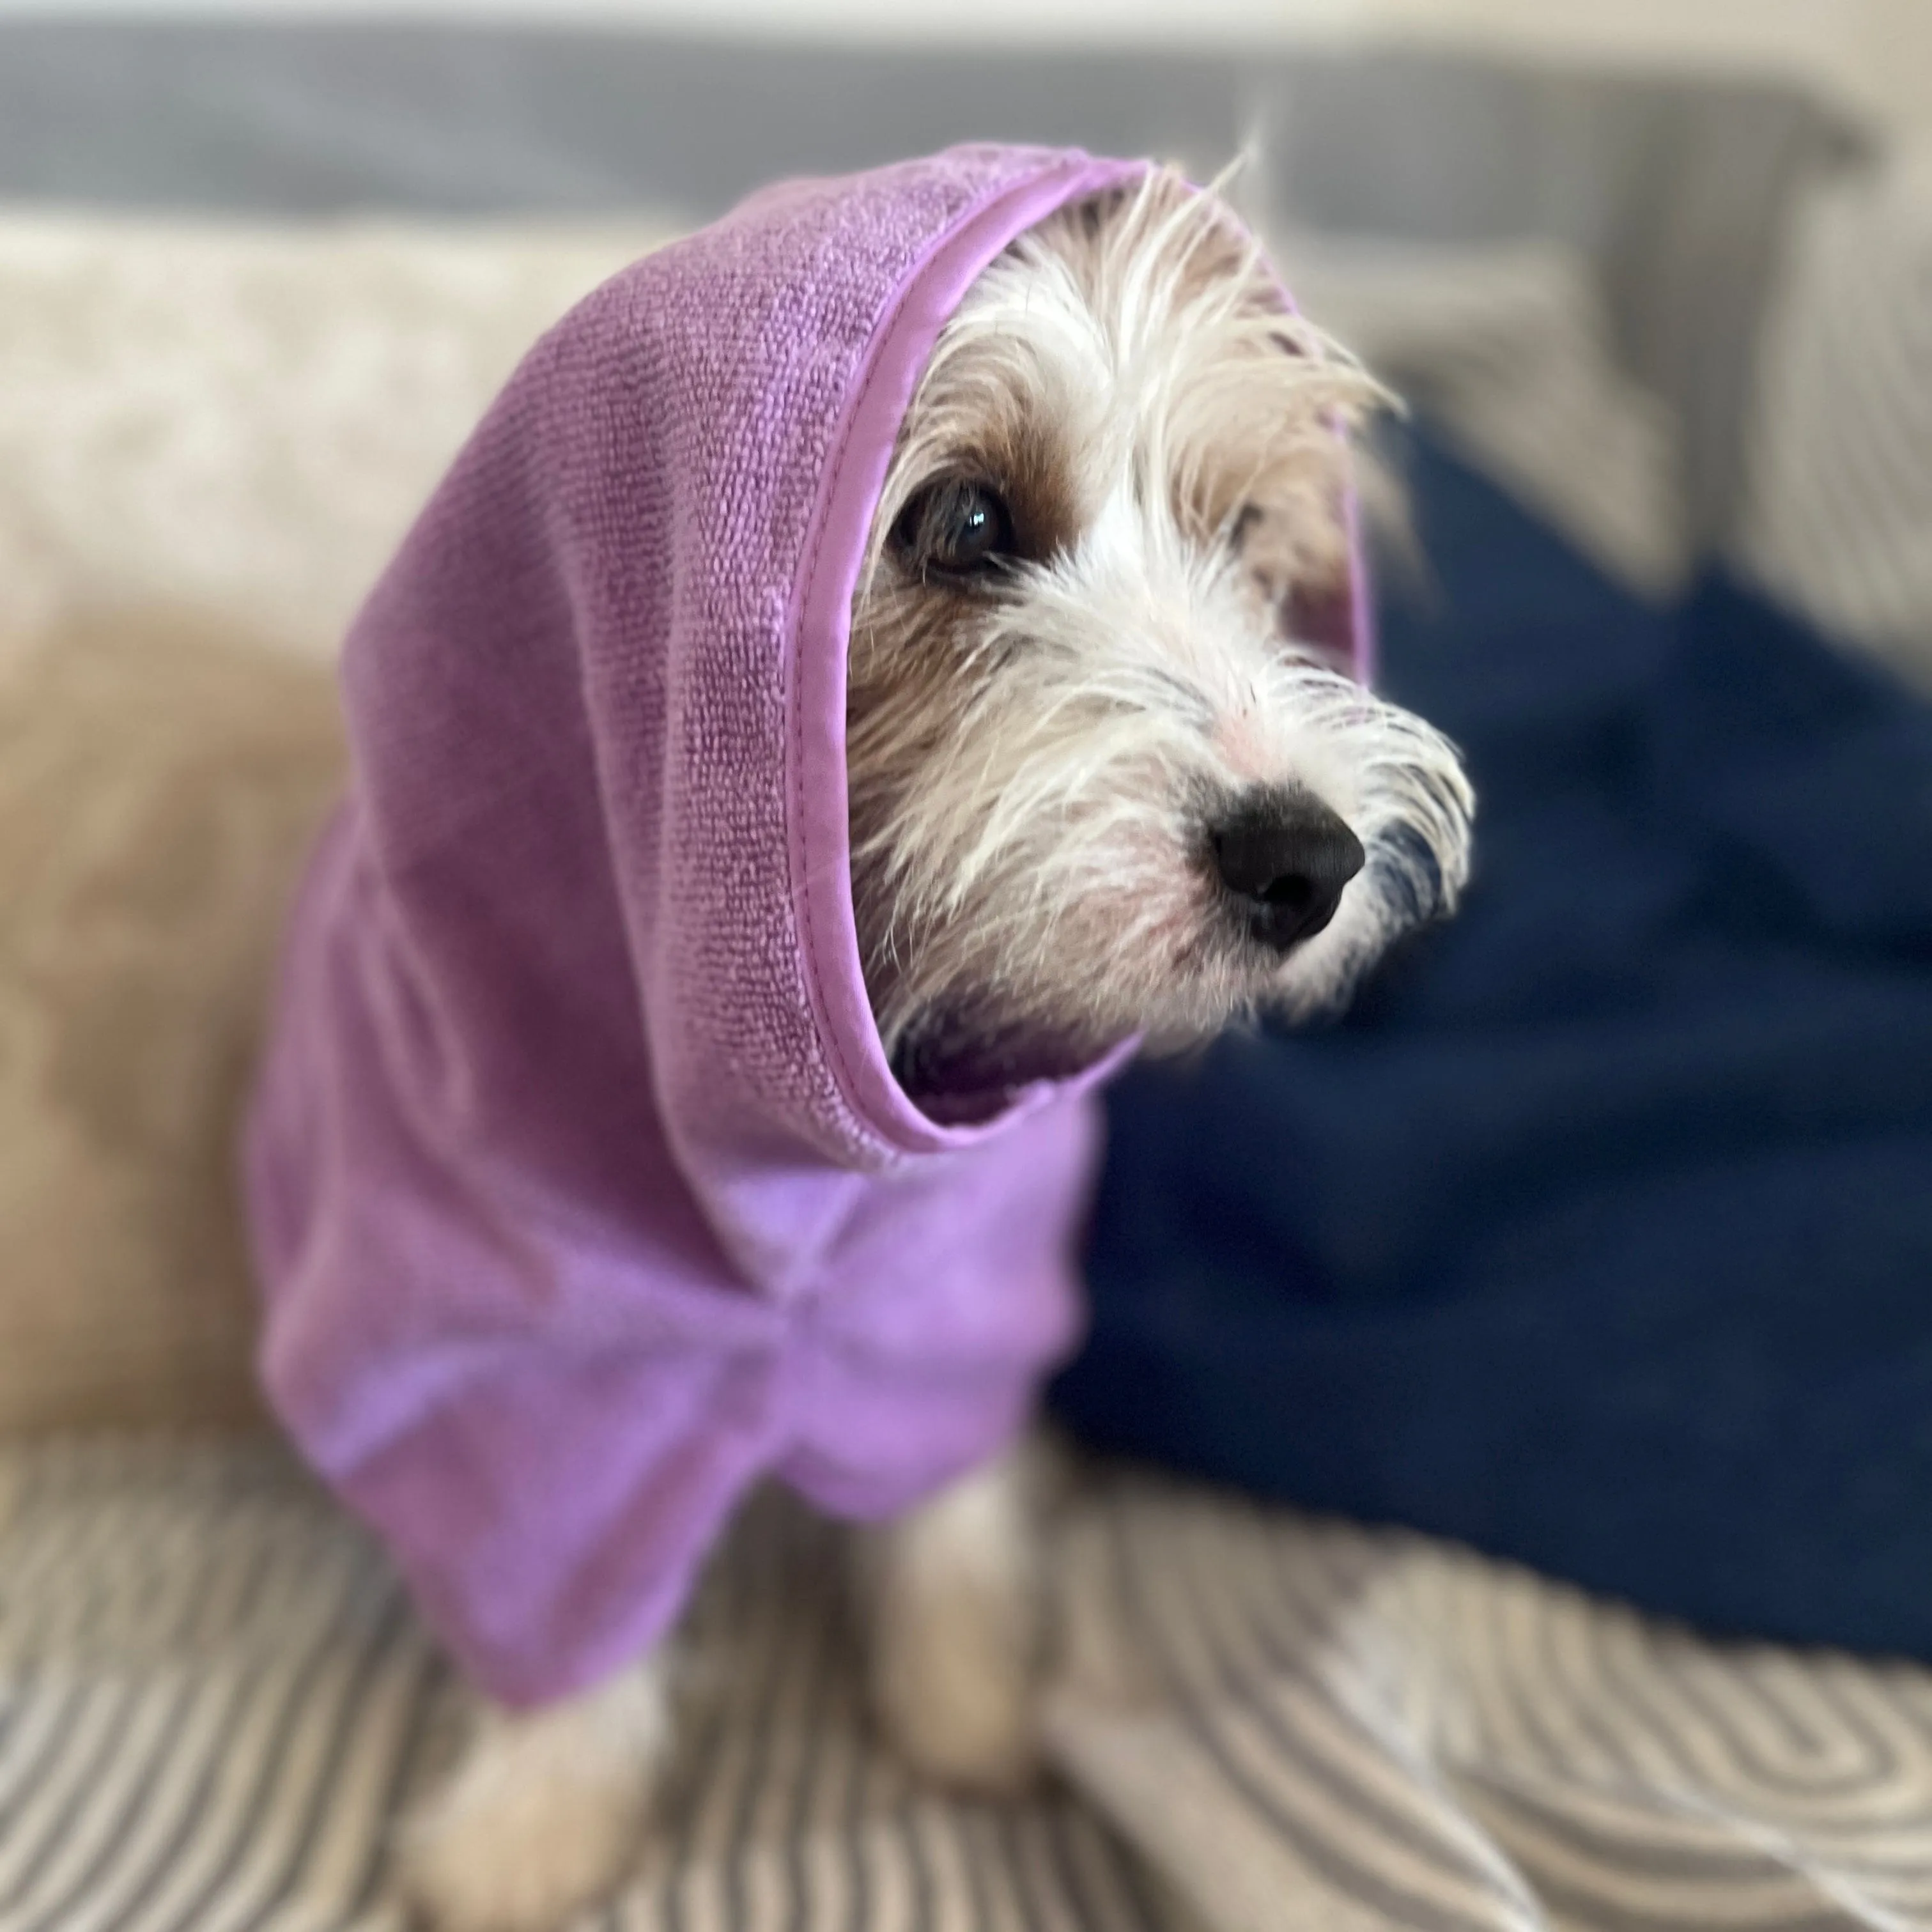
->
1211, 788, 1365, 953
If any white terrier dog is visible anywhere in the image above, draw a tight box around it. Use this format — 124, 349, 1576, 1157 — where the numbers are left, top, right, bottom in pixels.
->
400, 166, 1472, 1932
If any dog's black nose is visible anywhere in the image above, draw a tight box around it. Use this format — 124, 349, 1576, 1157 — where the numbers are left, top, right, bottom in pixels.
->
1211, 791, 1366, 953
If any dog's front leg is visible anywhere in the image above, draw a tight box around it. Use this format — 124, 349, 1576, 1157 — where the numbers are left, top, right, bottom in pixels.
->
863, 1444, 1042, 1793
398, 1653, 668, 1932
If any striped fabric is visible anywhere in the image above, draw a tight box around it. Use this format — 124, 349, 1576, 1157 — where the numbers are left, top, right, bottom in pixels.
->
1731, 144, 1932, 693
6, 1441, 1932, 1932
0, 1441, 1164, 1932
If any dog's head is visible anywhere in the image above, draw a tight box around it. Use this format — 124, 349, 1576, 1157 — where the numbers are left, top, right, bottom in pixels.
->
847, 167, 1473, 1109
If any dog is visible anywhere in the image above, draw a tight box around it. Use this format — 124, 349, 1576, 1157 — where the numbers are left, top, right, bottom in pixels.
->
392, 166, 1473, 1932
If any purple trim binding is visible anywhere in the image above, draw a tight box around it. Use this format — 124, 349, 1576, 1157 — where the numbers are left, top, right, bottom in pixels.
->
787, 153, 1147, 1159
785, 150, 1370, 1159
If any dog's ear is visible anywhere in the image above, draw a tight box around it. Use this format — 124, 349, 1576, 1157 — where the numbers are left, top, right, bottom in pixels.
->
1262, 431, 1421, 656
1233, 496, 1349, 639
1341, 433, 1425, 605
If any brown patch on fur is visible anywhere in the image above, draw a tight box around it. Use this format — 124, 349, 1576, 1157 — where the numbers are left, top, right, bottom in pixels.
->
1235, 493, 1353, 617
964, 415, 1083, 569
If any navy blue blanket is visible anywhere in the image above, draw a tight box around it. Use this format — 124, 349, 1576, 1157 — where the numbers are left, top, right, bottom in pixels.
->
1055, 429, 1932, 1658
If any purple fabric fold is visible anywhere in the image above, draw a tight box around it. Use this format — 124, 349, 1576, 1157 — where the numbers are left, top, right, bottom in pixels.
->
245, 143, 1358, 1704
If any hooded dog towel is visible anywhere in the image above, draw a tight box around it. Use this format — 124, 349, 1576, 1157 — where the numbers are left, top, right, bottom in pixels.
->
245, 144, 1366, 1706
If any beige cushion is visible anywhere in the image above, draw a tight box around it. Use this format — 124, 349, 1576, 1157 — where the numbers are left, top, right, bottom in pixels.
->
0, 616, 341, 1428
0, 211, 679, 658
0, 212, 680, 1432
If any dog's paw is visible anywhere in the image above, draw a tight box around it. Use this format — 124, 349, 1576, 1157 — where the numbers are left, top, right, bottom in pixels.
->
397, 1669, 665, 1932
869, 1459, 1042, 1795
872, 1586, 1040, 1794
399, 1774, 639, 1932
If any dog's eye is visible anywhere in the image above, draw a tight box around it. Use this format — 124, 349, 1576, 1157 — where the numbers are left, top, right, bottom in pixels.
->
893, 478, 1014, 578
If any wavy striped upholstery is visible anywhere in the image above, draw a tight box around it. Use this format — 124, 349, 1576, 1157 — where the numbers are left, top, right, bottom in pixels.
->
1731, 147, 1932, 693
5, 1439, 1931, 1932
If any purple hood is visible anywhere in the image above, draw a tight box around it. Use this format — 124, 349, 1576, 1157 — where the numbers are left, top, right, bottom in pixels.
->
245, 144, 1362, 1705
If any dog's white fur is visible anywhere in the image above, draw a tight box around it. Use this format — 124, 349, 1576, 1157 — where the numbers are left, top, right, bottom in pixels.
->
847, 171, 1470, 1083
861, 1445, 1043, 1792
399, 1662, 668, 1932
399, 169, 1473, 1932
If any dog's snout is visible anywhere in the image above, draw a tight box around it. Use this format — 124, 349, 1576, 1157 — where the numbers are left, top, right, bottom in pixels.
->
1211, 791, 1365, 953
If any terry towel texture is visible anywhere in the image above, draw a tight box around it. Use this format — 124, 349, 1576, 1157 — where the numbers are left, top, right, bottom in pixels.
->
247, 146, 1366, 1708
245, 144, 1135, 1704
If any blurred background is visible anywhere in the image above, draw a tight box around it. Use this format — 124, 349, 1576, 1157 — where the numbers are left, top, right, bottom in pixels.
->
3, 0, 1929, 1582
2, 0, 1930, 127
1, 4, 1931, 1928
3, 0, 1929, 1593
3, 0, 1931, 127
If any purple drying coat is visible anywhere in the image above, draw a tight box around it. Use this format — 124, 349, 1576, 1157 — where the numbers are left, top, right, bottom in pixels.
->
245, 144, 1367, 1706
